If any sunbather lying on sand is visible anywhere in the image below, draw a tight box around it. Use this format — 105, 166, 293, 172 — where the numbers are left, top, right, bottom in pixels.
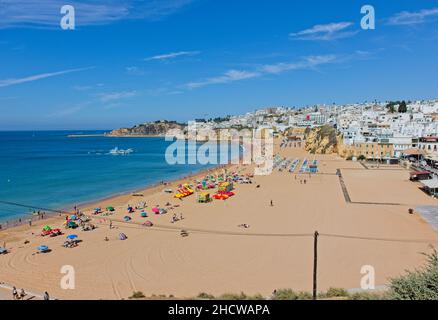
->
171, 214, 179, 223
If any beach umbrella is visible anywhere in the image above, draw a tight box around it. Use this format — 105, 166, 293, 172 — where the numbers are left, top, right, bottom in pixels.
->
43, 225, 52, 231
66, 234, 78, 240
106, 206, 115, 212
124, 216, 131, 221
0, 247, 7, 254
143, 221, 153, 227
67, 221, 78, 228
141, 212, 148, 217
37, 245, 49, 252
70, 215, 77, 220
152, 207, 160, 214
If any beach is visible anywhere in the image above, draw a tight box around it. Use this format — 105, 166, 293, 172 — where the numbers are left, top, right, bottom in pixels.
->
1, 139, 438, 300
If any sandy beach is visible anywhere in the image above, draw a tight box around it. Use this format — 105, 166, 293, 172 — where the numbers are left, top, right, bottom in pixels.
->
1, 139, 438, 300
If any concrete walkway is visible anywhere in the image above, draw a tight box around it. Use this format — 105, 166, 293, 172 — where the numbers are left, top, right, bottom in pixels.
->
416, 206, 438, 232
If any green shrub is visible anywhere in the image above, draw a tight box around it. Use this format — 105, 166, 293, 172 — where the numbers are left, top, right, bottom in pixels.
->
350, 291, 387, 300
248, 293, 265, 300
197, 292, 215, 300
129, 291, 146, 299
296, 291, 313, 300
219, 292, 248, 300
325, 287, 349, 298
272, 289, 298, 300
388, 249, 438, 300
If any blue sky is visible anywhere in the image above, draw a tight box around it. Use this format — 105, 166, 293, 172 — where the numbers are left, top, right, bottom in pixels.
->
1, 0, 438, 130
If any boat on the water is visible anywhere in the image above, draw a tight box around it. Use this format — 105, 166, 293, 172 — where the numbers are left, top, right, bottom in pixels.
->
109, 147, 134, 155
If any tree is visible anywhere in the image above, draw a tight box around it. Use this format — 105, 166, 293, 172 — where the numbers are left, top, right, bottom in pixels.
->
386, 102, 396, 113
388, 249, 438, 300
399, 100, 408, 113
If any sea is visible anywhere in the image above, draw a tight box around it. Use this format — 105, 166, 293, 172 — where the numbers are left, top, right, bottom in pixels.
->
0, 131, 238, 223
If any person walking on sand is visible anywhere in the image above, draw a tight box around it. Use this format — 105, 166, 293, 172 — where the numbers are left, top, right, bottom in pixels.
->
20, 288, 26, 300
270, 200, 274, 207
109, 220, 113, 229
43, 291, 50, 300
12, 286, 17, 300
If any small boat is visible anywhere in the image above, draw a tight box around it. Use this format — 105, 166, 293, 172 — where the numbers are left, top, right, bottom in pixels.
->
109, 147, 134, 155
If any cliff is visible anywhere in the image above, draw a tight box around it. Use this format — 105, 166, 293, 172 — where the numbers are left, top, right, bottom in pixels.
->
304, 125, 340, 154
107, 121, 185, 137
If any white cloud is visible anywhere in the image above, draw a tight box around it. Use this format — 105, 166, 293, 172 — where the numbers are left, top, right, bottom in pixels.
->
387, 7, 438, 26
260, 55, 338, 74
0, 67, 93, 88
46, 101, 92, 118
184, 55, 338, 89
0, 0, 194, 29
125, 66, 145, 75
144, 51, 200, 61
98, 90, 137, 102
185, 70, 260, 89
289, 22, 356, 41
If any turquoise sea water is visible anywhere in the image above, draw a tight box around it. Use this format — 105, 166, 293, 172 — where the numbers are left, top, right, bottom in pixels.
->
0, 131, 233, 223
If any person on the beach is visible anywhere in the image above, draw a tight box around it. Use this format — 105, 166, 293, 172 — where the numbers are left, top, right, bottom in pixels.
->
270, 200, 274, 207
28, 219, 32, 227
180, 213, 183, 220
12, 286, 17, 300
20, 288, 26, 300
43, 291, 49, 300
304, 179, 307, 184
109, 221, 113, 229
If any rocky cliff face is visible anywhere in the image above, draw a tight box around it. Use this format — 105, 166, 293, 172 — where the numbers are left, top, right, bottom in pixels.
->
107, 121, 185, 137
304, 125, 339, 154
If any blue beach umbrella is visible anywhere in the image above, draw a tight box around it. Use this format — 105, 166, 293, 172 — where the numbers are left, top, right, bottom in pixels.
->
67, 234, 78, 240
37, 245, 49, 252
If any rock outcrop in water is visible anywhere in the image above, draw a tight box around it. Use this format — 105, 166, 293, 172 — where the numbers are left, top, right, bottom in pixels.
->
107, 121, 185, 137
304, 125, 340, 154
